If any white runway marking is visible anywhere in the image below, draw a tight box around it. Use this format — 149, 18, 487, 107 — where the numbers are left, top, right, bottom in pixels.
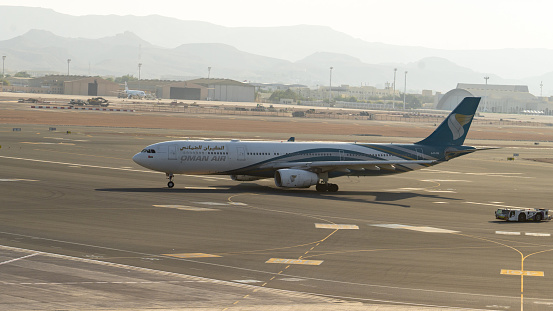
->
372, 224, 458, 234
315, 224, 359, 230
465, 201, 530, 209
0, 178, 38, 182
0, 155, 155, 173
153, 205, 218, 212
0, 252, 41, 266
525, 232, 551, 237
232, 280, 263, 284
422, 169, 532, 179
425, 190, 456, 193
496, 231, 521, 236
195, 202, 231, 206
421, 179, 471, 182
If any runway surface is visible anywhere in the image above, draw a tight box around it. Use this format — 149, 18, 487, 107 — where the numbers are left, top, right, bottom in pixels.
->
1, 123, 553, 310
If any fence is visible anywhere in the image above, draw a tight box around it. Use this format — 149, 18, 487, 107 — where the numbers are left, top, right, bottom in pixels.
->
120, 103, 553, 127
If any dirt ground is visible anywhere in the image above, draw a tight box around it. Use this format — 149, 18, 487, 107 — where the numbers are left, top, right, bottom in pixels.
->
3, 108, 553, 143
3, 93, 553, 143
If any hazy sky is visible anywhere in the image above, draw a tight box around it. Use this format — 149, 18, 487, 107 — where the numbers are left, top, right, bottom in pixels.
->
3, 0, 553, 50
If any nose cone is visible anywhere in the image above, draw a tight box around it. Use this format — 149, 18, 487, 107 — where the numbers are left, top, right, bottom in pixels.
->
132, 152, 145, 167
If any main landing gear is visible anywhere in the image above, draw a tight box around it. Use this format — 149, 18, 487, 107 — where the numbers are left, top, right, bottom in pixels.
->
316, 182, 339, 192
315, 172, 338, 192
166, 173, 174, 188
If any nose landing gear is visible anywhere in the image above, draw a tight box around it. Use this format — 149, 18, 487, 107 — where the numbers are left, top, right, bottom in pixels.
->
166, 173, 175, 188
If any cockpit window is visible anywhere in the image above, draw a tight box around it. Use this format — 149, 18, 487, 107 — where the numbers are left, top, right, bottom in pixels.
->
141, 149, 156, 153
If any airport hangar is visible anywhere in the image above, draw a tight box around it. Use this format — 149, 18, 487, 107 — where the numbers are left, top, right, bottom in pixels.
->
437, 83, 552, 114
5, 75, 256, 102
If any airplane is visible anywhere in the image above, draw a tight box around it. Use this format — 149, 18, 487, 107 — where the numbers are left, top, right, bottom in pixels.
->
123, 82, 146, 98
132, 97, 485, 192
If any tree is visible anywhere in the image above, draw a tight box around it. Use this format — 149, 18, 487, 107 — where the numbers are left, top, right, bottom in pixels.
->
114, 74, 137, 83
14, 71, 31, 78
269, 89, 301, 102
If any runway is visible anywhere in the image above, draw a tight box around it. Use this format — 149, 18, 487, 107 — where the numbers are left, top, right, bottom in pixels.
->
1, 122, 553, 310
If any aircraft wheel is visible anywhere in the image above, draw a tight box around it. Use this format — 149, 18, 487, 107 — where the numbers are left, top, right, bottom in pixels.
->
168, 181, 175, 188
328, 184, 339, 192
316, 184, 328, 192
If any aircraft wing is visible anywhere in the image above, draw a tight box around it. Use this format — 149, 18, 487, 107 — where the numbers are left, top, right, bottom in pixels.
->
445, 146, 499, 159
262, 160, 435, 173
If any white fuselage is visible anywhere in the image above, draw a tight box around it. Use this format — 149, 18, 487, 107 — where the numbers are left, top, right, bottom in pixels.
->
132, 139, 437, 177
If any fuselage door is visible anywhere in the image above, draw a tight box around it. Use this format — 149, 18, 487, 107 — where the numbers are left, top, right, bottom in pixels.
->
415, 148, 424, 160
168, 144, 178, 160
237, 146, 246, 161
339, 150, 345, 161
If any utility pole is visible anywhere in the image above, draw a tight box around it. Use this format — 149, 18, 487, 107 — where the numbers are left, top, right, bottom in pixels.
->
393, 68, 397, 109
403, 71, 408, 109
329, 67, 333, 102
138, 63, 142, 89
484, 76, 489, 112
2, 55, 6, 79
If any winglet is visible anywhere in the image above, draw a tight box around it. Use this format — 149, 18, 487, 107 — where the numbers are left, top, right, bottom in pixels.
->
416, 97, 481, 146
288, 137, 295, 142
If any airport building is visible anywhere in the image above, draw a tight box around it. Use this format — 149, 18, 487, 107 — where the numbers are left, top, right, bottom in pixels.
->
3, 75, 255, 102
188, 78, 255, 102
437, 83, 552, 114
64, 77, 120, 96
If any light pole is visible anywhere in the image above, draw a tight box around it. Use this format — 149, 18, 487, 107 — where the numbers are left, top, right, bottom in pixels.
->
393, 68, 397, 109
484, 76, 489, 112
403, 71, 408, 109
2, 55, 5, 79
208, 67, 211, 79
329, 66, 333, 102
67, 59, 71, 76
138, 63, 142, 89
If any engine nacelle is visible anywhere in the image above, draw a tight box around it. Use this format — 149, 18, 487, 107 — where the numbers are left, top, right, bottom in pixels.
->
230, 175, 266, 181
274, 169, 318, 188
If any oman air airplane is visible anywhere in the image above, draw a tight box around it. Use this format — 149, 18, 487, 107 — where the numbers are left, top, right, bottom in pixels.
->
133, 97, 484, 192
124, 82, 146, 98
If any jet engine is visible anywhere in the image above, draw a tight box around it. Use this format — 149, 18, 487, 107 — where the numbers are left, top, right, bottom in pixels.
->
274, 169, 318, 188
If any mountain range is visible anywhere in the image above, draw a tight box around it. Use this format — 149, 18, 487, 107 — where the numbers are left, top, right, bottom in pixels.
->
1, 5, 553, 96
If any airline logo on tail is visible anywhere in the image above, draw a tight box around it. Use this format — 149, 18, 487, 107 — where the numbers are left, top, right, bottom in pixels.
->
447, 113, 474, 140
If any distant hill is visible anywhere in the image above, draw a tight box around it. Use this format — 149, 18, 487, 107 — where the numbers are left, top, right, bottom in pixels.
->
0, 29, 519, 93
2, 4, 553, 94
3, 6, 553, 86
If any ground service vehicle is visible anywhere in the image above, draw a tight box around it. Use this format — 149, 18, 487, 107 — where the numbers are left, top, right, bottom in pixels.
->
495, 208, 551, 222
68, 99, 87, 106
87, 97, 109, 107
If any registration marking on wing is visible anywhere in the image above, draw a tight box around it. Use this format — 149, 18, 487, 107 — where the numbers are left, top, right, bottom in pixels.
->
266, 258, 323, 265
163, 253, 221, 258
315, 224, 359, 230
